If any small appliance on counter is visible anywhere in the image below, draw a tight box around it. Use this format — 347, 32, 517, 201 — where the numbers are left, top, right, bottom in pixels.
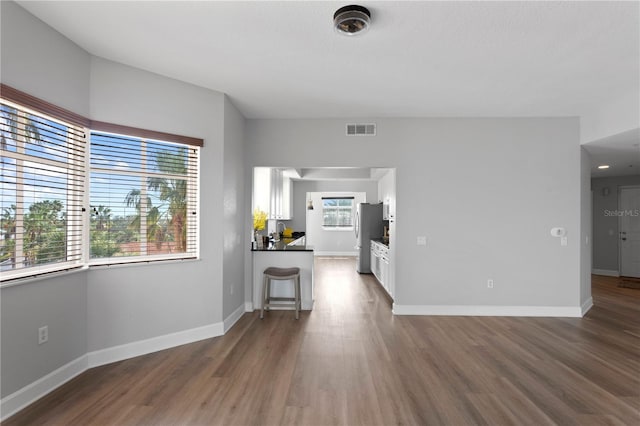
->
355, 203, 384, 273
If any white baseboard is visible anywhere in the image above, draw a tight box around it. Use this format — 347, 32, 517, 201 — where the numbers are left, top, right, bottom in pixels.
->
581, 297, 594, 316
1, 316, 247, 421
392, 304, 583, 317
313, 251, 357, 257
592, 269, 619, 277
1, 355, 88, 421
87, 322, 224, 368
224, 304, 246, 333
245, 301, 254, 312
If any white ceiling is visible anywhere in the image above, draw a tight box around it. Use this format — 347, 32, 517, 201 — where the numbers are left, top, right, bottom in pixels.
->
17, 0, 639, 120
583, 129, 640, 178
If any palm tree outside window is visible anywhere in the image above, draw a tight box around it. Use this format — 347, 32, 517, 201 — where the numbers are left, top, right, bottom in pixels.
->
89, 132, 198, 263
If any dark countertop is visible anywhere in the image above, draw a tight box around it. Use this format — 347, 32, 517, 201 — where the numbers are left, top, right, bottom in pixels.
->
251, 236, 313, 252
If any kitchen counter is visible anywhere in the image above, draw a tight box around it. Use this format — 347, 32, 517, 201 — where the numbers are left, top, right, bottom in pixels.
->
251, 236, 314, 310
251, 236, 312, 251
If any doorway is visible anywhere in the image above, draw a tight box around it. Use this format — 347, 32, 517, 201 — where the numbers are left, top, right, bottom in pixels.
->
619, 186, 640, 278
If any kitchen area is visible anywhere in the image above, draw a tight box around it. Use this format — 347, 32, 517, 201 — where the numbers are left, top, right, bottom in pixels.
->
250, 167, 396, 311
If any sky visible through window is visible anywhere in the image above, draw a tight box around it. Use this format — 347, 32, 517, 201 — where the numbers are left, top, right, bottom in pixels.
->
89, 132, 190, 258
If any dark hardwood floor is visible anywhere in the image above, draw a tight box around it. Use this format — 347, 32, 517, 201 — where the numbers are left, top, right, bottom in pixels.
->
4, 260, 639, 425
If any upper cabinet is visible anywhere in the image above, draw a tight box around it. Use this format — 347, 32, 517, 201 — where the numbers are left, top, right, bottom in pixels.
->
253, 167, 293, 220
378, 169, 396, 221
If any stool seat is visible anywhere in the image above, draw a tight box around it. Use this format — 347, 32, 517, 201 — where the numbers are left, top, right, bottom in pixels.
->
261, 267, 301, 320
264, 267, 300, 277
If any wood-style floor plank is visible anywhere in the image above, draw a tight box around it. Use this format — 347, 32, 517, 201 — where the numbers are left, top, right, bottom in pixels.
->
4, 263, 639, 425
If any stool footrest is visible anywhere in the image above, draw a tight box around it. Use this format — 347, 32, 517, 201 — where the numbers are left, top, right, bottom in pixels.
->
267, 297, 296, 302
261, 267, 302, 320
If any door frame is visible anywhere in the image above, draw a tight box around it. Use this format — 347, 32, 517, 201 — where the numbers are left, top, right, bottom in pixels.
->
618, 185, 640, 278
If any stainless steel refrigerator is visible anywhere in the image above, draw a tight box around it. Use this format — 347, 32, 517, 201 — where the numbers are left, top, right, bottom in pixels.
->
355, 203, 384, 273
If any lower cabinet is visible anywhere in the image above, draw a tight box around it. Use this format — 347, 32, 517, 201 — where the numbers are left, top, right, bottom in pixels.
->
370, 241, 391, 297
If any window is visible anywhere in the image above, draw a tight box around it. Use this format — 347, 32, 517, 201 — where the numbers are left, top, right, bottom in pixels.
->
322, 197, 354, 227
1, 84, 203, 283
89, 131, 199, 263
0, 100, 86, 279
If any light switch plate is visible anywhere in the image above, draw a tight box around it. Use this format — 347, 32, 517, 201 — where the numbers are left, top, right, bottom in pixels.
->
561, 236, 568, 246
417, 236, 427, 246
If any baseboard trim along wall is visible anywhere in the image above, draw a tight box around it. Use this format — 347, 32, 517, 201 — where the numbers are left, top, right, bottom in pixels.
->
1, 319, 232, 422
591, 269, 619, 277
581, 297, 594, 316
245, 301, 254, 312
1, 355, 88, 421
87, 322, 225, 368
224, 303, 246, 333
392, 304, 584, 317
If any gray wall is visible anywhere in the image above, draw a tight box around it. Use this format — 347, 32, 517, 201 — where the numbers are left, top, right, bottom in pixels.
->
1, 1, 242, 397
0, 0, 90, 115
591, 174, 640, 272
222, 96, 246, 318
287, 179, 379, 231
0, 1, 90, 398
0, 272, 88, 398
87, 57, 226, 351
246, 118, 583, 308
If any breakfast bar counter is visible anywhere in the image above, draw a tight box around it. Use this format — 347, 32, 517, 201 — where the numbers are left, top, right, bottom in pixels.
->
251, 238, 314, 311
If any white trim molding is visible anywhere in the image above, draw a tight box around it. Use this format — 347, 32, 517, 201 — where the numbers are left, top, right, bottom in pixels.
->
224, 304, 246, 333
245, 301, 254, 312
592, 269, 619, 277
1, 355, 88, 421
392, 304, 584, 317
87, 322, 224, 368
581, 297, 594, 316
2, 320, 234, 422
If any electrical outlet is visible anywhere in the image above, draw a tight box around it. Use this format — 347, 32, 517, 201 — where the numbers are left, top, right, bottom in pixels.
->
487, 279, 494, 289
417, 236, 427, 246
38, 326, 48, 345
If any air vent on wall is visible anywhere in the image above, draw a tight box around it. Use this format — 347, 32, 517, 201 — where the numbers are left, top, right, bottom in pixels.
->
346, 123, 376, 136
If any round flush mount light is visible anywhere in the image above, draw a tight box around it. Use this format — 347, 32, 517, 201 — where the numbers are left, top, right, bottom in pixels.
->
334, 5, 371, 36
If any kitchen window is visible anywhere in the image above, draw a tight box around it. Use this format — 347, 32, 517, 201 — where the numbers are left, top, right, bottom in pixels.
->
322, 197, 354, 228
0, 100, 86, 280
89, 130, 199, 264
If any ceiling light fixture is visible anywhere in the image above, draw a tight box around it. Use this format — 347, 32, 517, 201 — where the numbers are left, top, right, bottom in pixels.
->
334, 5, 371, 36
598, 165, 610, 169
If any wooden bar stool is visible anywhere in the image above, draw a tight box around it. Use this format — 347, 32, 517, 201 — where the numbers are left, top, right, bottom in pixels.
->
260, 267, 301, 319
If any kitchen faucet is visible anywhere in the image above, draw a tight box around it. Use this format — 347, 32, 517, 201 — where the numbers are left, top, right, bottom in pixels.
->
277, 222, 286, 235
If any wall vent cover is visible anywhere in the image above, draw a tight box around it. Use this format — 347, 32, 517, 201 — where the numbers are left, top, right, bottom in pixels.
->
346, 123, 376, 136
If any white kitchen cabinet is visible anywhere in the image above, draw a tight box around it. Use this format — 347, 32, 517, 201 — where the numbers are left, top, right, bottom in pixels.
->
371, 243, 380, 281
370, 240, 391, 297
378, 169, 396, 221
253, 167, 292, 220
253, 167, 271, 213
269, 169, 292, 220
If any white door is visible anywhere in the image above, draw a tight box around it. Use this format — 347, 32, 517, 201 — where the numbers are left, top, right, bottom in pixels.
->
620, 186, 640, 278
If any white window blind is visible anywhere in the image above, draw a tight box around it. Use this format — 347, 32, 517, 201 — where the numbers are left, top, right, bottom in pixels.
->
89, 131, 199, 264
0, 100, 86, 280
322, 197, 354, 227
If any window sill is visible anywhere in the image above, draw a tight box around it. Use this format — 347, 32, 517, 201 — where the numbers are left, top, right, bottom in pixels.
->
321, 227, 355, 232
88, 256, 200, 270
1, 265, 88, 289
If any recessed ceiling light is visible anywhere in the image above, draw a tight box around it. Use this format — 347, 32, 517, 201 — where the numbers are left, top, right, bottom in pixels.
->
598, 165, 610, 169
334, 5, 371, 36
